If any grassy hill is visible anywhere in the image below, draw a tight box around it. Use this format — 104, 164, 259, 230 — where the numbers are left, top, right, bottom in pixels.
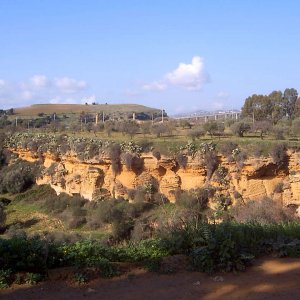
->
14, 103, 162, 118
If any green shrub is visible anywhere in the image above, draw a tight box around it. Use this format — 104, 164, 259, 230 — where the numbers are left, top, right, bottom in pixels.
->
73, 271, 88, 284
0, 269, 11, 289
97, 260, 120, 278
24, 272, 42, 285
0, 235, 48, 273
0, 160, 42, 194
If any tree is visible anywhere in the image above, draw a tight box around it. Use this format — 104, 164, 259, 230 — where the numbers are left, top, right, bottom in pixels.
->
123, 121, 140, 139
203, 121, 218, 137
188, 127, 205, 141
241, 94, 272, 121
140, 121, 151, 137
231, 121, 251, 137
292, 118, 300, 136
269, 91, 284, 124
241, 88, 299, 124
283, 88, 298, 118
104, 120, 115, 137
179, 119, 192, 129
203, 121, 224, 138
252, 120, 272, 139
151, 123, 168, 137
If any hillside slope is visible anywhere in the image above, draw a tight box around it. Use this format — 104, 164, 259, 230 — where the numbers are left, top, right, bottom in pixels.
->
14, 104, 161, 116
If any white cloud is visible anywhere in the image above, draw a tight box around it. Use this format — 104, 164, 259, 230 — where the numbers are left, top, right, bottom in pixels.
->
140, 56, 209, 93
21, 90, 35, 100
0, 75, 90, 108
30, 75, 48, 88
54, 77, 87, 93
165, 56, 209, 90
142, 81, 167, 91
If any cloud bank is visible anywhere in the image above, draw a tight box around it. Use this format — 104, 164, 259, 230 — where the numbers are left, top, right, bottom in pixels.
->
0, 75, 90, 108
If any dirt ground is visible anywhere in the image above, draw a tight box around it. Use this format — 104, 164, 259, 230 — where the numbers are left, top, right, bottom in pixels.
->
1, 257, 300, 300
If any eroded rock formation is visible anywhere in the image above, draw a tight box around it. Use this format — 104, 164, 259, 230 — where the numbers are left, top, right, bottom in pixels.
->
13, 148, 300, 207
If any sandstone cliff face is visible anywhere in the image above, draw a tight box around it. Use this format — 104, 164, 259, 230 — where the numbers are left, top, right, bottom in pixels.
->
14, 149, 300, 207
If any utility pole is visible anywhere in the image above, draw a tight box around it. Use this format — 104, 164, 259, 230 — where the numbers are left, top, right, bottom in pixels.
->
15, 117, 18, 127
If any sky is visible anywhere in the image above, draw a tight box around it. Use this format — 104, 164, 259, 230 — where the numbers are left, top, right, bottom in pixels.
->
0, 0, 300, 115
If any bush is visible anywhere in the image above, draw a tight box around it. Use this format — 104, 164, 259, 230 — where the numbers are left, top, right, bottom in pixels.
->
230, 198, 296, 224
204, 151, 218, 179
214, 166, 228, 185
73, 271, 89, 284
272, 126, 285, 140
121, 153, 134, 170
151, 124, 168, 137
220, 141, 238, 158
0, 160, 42, 194
24, 272, 42, 285
0, 235, 48, 273
191, 223, 254, 273
152, 150, 161, 160
0, 269, 11, 288
176, 188, 214, 218
68, 217, 87, 229
0, 205, 6, 232
270, 144, 287, 168
274, 182, 284, 193
230, 121, 251, 137
176, 153, 188, 169
108, 144, 121, 175
188, 128, 205, 141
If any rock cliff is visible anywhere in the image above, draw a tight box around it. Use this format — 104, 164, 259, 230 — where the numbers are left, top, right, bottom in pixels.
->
13, 148, 300, 207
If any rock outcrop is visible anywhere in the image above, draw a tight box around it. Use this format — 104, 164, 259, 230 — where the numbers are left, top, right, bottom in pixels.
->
13, 148, 300, 207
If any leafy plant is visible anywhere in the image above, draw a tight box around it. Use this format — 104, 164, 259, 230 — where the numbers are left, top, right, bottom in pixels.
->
24, 272, 42, 285
73, 271, 88, 284
0, 269, 11, 289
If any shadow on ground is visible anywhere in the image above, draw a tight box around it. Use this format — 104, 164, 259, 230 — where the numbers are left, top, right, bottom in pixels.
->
1, 257, 300, 300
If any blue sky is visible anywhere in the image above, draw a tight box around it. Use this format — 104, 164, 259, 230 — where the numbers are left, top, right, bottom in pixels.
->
0, 0, 300, 114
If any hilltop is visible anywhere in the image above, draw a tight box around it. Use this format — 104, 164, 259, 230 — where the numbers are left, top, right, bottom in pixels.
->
14, 103, 162, 119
